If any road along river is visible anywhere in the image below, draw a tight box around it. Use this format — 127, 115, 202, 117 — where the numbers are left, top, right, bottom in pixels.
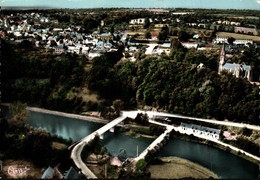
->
0, 105, 259, 179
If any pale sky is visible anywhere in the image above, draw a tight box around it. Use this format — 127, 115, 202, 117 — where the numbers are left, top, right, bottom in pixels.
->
1, 0, 260, 10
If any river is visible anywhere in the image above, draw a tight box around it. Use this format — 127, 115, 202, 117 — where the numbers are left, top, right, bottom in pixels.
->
1, 106, 259, 179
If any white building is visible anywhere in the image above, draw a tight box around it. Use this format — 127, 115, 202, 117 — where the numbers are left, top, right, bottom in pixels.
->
82, 47, 89, 55
233, 39, 253, 46
181, 42, 198, 49
54, 47, 65, 55
88, 50, 106, 58
40, 17, 49, 23
180, 123, 220, 139
214, 36, 228, 44
129, 18, 145, 25
214, 36, 253, 46
13, 31, 22, 37
53, 28, 63, 32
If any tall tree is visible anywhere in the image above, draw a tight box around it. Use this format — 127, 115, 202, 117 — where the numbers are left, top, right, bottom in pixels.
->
144, 17, 150, 29
227, 37, 235, 45
145, 31, 151, 39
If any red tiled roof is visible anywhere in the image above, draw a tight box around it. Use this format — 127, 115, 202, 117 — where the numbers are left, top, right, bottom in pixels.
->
14, 19, 22, 23
182, 42, 195, 44
200, 36, 214, 39
151, 32, 159, 36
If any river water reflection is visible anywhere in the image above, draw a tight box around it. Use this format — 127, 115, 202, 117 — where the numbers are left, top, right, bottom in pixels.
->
1, 106, 259, 179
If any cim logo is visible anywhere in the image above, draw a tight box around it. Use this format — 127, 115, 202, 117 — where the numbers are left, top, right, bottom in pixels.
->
8, 166, 30, 177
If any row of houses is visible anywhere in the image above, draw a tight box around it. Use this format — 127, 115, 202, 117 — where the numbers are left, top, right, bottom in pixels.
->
1, 12, 175, 60
213, 20, 241, 26
129, 17, 178, 25
214, 36, 253, 46
180, 123, 220, 139
129, 15, 259, 36
1, 12, 131, 58
181, 35, 254, 50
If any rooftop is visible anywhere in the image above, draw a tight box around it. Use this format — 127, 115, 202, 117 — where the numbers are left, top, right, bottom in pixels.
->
41, 167, 54, 179
223, 63, 252, 71
180, 123, 220, 134
63, 167, 81, 179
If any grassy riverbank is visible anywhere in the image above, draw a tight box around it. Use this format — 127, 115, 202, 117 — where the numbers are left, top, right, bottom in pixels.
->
147, 157, 219, 179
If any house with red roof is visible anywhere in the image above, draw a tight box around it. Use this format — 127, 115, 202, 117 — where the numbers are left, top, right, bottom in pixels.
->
150, 32, 159, 40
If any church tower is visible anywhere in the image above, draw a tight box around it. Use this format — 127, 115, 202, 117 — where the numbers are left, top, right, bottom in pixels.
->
218, 43, 225, 73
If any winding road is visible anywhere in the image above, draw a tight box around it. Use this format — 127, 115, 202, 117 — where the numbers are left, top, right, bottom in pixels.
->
70, 116, 127, 178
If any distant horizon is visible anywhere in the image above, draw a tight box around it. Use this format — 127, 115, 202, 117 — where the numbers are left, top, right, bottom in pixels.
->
2, 6, 260, 11
1, 0, 260, 10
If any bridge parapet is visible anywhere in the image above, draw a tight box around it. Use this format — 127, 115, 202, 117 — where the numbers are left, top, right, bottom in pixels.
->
71, 116, 127, 179
109, 127, 115, 133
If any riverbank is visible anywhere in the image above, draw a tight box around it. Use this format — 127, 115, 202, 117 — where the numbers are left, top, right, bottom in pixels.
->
147, 157, 219, 179
1, 103, 109, 124
1, 103, 258, 165
170, 133, 260, 165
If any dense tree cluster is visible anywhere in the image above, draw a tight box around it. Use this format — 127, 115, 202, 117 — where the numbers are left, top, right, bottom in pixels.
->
2, 39, 86, 113
135, 58, 258, 124
88, 50, 258, 124
0, 117, 73, 167
2, 38, 259, 124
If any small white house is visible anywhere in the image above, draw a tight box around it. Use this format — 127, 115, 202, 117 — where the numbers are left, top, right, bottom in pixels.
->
181, 42, 198, 49
88, 50, 105, 58
129, 18, 145, 25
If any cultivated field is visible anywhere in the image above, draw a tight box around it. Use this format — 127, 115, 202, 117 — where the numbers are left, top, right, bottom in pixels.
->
216, 32, 260, 41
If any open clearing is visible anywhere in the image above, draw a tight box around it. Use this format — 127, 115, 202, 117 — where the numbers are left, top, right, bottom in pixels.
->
147, 157, 218, 179
216, 32, 260, 41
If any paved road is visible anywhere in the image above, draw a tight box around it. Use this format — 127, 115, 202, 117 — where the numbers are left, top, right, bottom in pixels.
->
71, 116, 127, 179
71, 140, 98, 178
122, 110, 260, 131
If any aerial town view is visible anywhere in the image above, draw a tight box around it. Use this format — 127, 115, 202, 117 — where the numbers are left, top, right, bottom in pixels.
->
0, 0, 260, 179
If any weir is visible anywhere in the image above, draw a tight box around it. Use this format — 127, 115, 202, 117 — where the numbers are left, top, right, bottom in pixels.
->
134, 125, 174, 162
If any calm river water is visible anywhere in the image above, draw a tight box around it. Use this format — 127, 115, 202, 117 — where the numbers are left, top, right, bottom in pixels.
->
1, 106, 259, 179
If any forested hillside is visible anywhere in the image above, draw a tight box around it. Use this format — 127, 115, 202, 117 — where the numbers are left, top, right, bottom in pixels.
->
1, 38, 259, 124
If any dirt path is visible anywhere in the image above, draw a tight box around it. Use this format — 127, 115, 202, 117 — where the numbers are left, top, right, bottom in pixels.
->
147, 157, 218, 179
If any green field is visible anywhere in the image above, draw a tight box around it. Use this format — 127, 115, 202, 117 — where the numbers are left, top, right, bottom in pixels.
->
212, 14, 259, 20
216, 32, 260, 41
245, 16, 259, 20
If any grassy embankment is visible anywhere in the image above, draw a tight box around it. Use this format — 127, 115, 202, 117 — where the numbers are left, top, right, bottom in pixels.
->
147, 157, 218, 179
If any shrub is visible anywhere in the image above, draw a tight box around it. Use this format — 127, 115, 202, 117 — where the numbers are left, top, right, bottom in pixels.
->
225, 146, 231, 153
240, 127, 252, 137
136, 159, 147, 172
135, 113, 149, 125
